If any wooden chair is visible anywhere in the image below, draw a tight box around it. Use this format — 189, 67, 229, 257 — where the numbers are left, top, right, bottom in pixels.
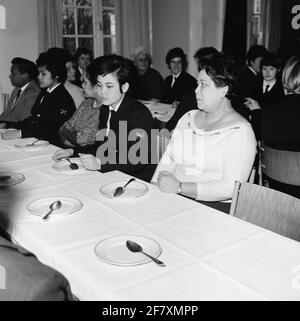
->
230, 181, 300, 242
260, 143, 300, 186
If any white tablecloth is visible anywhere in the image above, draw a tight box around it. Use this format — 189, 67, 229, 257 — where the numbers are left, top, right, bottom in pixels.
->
1, 137, 300, 301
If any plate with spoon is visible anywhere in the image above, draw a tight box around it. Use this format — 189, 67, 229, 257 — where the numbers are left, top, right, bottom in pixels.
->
52, 158, 86, 174
0, 172, 25, 187
94, 235, 163, 266
100, 178, 148, 199
27, 196, 83, 219
14, 138, 49, 150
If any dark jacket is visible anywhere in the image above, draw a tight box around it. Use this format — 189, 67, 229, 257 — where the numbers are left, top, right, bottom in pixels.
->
0, 234, 73, 301
163, 71, 197, 104
6, 84, 76, 146
74, 95, 155, 181
165, 90, 197, 131
261, 94, 300, 151
251, 79, 285, 140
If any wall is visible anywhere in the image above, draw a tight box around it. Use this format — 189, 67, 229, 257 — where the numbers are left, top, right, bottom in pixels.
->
151, 0, 190, 78
0, 0, 38, 94
151, 0, 226, 79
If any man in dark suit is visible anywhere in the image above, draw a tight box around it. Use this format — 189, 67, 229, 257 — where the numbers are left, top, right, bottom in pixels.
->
0, 58, 40, 125
239, 45, 268, 98
53, 55, 155, 181
163, 47, 197, 107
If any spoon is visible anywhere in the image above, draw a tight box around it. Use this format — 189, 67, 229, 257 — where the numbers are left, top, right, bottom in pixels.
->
0, 175, 11, 181
42, 200, 62, 220
113, 178, 135, 197
66, 158, 79, 170
26, 139, 40, 146
126, 240, 166, 267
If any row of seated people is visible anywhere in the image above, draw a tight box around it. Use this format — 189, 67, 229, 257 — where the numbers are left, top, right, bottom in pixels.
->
0, 52, 258, 214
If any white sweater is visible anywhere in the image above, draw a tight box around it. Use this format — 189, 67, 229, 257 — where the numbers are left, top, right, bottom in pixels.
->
152, 110, 257, 201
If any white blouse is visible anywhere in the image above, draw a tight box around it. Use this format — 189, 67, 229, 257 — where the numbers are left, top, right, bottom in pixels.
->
152, 110, 257, 201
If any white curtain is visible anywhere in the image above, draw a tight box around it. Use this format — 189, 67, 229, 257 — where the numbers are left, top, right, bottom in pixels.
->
119, 0, 150, 58
37, 0, 63, 53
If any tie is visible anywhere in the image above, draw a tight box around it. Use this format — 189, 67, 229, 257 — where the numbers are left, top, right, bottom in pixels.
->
11, 89, 22, 110
264, 85, 270, 94
15, 89, 22, 101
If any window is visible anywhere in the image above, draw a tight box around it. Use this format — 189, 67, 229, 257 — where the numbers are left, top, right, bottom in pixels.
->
62, 0, 117, 56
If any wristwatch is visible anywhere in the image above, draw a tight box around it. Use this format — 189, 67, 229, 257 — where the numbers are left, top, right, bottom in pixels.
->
177, 182, 182, 194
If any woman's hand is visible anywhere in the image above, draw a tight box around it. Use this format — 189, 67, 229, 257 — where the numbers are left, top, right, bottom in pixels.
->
52, 148, 74, 161
244, 98, 261, 111
79, 154, 101, 171
1, 129, 21, 140
157, 171, 180, 193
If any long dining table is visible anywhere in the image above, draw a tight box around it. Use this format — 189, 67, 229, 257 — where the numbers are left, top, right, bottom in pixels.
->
1, 135, 300, 301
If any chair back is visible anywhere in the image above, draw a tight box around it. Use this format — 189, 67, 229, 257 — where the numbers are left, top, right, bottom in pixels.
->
260, 143, 300, 185
230, 181, 300, 242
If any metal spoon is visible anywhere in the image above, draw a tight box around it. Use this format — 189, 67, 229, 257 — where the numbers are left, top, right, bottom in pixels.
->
42, 200, 62, 220
66, 158, 79, 170
26, 139, 40, 146
113, 178, 135, 197
126, 240, 166, 267
0, 175, 11, 181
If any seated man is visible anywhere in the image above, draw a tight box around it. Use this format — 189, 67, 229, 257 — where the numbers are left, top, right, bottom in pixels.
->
0, 57, 40, 124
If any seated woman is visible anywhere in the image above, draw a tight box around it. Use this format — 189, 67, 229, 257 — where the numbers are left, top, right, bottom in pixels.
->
163, 47, 197, 108
152, 53, 257, 212
59, 59, 102, 147
53, 55, 155, 181
72, 47, 92, 88
1, 51, 76, 146
244, 52, 285, 140
131, 47, 164, 102
46, 48, 84, 109
261, 55, 300, 198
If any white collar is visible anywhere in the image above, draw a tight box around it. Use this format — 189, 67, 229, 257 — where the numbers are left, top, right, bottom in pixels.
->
19, 82, 30, 92
172, 72, 181, 79
78, 67, 84, 75
47, 83, 61, 94
263, 79, 276, 91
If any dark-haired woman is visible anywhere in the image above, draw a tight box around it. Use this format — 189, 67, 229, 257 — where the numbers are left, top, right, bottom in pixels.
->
1, 52, 76, 146
53, 54, 154, 181
163, 47, 197, 107
152, 53, 257, 211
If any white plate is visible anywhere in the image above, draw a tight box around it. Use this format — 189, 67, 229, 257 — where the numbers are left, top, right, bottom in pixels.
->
0, 172, 25, 187
27, 196, 83, 217
94, 235, 162, 266
14, 138, 49, 150
52, 158, 86, 175
100, 180, 148, 199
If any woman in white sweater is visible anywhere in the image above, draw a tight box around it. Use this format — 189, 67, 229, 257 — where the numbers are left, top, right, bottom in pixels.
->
152, 53, 256, 209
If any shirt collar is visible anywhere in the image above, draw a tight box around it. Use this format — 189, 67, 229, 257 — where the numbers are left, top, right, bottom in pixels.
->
263, 79, 276, 90
47, 83, 61, 94
172, 72, 181, 79
109, 94, 125, 112
20, 82, 30, 92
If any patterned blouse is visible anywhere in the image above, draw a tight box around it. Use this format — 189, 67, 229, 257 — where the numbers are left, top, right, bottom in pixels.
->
59, 97, 100, 146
